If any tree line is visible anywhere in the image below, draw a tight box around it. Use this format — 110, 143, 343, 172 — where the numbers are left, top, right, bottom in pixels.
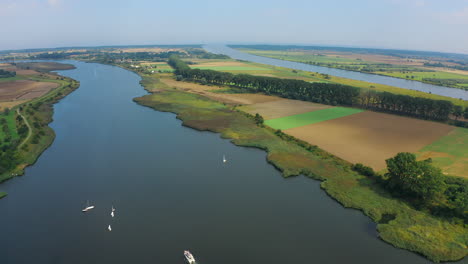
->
0, 69, 15, 78
169, 55, 464, 122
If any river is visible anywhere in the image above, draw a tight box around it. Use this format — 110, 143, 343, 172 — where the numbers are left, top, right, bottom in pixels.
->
0, 61, 441, 263
203, 44, 468, 101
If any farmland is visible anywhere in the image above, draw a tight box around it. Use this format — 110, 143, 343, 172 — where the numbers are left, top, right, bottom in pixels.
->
240, 99, 331, 119
264, 107, 363, 130
0, 80, 59, 101
239, 95, 459, 173
284, 111, 455, 171
417, 127, 468, 177
185, 58, 468, 108
233, 47, 468, 90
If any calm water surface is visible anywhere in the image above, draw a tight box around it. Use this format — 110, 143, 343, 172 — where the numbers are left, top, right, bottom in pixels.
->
0, 61, 450, 263
203, 44, 468, 101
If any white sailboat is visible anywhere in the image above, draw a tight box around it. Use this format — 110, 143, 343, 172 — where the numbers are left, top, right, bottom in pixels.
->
82, 200, 95, 212
108, 225, 112, 231
223, 155, 227, 163
111, 206, 115, 217
184, 250, 196, 264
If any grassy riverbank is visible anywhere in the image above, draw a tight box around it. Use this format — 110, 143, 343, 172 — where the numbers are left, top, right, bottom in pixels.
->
133, 73, 466, 263
0, 69, 79, 197
234, 48, 468, 91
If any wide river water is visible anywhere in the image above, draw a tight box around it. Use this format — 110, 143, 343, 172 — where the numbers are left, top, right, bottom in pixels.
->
203, 44, 468, 101
0, 61, 450, 263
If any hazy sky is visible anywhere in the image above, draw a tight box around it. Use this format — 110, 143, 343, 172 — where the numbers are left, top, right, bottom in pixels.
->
1, 0, 468, 53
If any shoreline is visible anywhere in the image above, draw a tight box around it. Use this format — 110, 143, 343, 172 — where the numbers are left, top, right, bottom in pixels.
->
0, 65, 80, 197
233, 48, 468, 94
132, 71, 466, 263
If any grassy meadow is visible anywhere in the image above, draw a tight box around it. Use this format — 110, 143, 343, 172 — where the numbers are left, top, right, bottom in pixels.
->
133, 72, 467, 262
417, 127, 468, 177
265, 107, 363, 130
0, 110, 19, 146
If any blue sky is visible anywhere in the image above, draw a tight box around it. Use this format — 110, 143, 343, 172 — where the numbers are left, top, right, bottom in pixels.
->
1, 0, 468, 53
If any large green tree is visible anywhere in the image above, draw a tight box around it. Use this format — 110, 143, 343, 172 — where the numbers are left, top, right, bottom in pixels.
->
385, 152, 445, 203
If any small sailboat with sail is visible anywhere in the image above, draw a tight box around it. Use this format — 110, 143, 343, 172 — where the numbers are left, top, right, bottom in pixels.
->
108, 225, 112, 231
82, 200, 95, 212
223, 154, 227, 163
111, 205, 115, 217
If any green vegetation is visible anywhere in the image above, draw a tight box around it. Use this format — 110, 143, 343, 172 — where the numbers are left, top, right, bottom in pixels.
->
169, 55, 464, 124
384, 152, 467, 222
417, 127, 468, 177
0, 69, 16, 78
265, 107, 363, 130
191, 66, 268, 71
386, 153, 445, 204
0, 72, 79, 190
191, 59, 468, 108
231, 45, 468, 90
0, 109, 19, 145
133, 72, 467, 262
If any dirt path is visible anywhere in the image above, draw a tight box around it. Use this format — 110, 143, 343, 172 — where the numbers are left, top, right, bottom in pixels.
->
17, 108, 32, 149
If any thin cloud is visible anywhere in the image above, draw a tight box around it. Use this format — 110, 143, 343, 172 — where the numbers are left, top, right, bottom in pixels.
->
438, 7, 468, 24
47, 0, 61, 7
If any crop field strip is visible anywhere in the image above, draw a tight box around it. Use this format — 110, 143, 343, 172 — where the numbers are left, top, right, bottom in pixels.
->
417, 127, 468, 177
285, 111, 455, 171
264, 107, 364, 130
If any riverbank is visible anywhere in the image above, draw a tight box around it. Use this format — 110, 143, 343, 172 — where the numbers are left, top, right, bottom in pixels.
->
204, 45, 468, 101
0, 66, 79, 197
234, 47, 468, 91
132, 72, 466, 263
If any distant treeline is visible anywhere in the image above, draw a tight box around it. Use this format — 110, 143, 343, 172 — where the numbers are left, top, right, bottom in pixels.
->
32, 52, 87, 59
0, 69, 15, 78
229, 45, 468, 62
186, 49, 230, 59
169, 55, 467, 123
423, 62, 468, 71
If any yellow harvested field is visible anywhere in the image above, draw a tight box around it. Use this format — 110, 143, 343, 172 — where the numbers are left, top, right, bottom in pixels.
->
0, 80, 59, 101
15, 69, 39, 75
240, 99, 331, 119
160, 77, 280, 105
0, 100, 27, 110
285, 111, 454, 170
192, 61, 253, 67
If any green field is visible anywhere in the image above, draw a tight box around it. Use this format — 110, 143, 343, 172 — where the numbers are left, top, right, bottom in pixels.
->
417, 127, 468, 177
265, 107, 364, 130
0, 110, 19, 145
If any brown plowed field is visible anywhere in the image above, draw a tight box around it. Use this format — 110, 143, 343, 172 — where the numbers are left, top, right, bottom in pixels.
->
240, 99, 331, 119
285, 111, 454, 170
0, 80, 59, 101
